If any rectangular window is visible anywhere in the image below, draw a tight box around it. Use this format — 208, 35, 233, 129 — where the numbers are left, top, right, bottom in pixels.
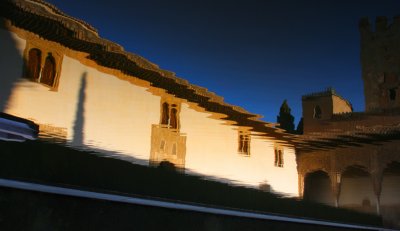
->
159, 140, 166, 151
238, 133, 250, 156
274, 148, 284, 167
172, 143, 177, 156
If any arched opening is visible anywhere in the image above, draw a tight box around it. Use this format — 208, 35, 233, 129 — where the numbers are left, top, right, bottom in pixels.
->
170, 107, 178, 129
303, 170, 334, 205
313, 105, 322, 119
161, 103, 169, 125
41, 53, 56, 86
27, 48, 41, 80
157, 160, 176, 172
381, 161, 400, 226
339, 165, 375, 213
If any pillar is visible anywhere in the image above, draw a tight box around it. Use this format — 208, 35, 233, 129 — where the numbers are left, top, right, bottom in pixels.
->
298, 173, 304, 198
371, 171, 383, 215
331, 172, 341, 207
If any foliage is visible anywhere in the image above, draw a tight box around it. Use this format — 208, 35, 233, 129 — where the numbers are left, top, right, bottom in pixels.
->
277, 100, 295, 133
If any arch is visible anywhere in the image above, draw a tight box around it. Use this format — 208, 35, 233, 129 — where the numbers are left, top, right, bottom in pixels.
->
339, 165, 375, 213
27, 48, 41, 80
381, 161, 400, 222
313, 105, 322, 119
41, 53, 56, 86
161, 102, 169, 125
303, 170, 334, 205
157, 160, 176, 172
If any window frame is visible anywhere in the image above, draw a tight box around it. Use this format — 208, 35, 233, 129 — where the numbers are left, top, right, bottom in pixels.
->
23, 42, 63, 91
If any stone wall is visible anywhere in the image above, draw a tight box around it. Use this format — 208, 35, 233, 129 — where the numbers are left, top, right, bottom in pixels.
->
359, 16, 400, 112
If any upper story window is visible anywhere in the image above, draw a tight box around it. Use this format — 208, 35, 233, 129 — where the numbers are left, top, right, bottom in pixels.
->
313, 105, 322, 119
170, 107, 178, 129
238, 131, 250, 156
161, 103, 170, 125
41, 53, 56, 86
160, 101, 180, 130
27, 48, 41, 80
24, 43, 63, 90
274, 148, 284, 167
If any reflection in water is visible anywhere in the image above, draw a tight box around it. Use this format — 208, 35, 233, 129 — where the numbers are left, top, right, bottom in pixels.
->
303, 171, 334, 205
297, 143, 400, 227
0, 25, 299, 196
150, 124, 186, 169
72, 72, 87, 147
1, 0, 400, 228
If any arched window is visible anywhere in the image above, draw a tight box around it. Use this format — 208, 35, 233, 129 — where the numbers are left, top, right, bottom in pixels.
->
170, 107, 178, 129
313, 105, 322, 119
41, 53, 56, 86
161, 103, 169, 125
160, 102, 180, 130
27, 48, 41, 80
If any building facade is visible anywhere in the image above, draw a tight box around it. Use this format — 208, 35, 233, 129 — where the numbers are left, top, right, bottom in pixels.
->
297, 17, 400, 227
0, 0, 299, 196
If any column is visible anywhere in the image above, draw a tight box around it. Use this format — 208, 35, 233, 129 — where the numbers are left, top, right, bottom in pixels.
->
331, 172, 341, 207
371, 171, 383, 215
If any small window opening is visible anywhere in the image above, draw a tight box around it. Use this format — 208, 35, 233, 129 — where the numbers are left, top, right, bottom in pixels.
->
41, 53, 56, 86
274, 149, 284, 167
27, 48, 42, 80
313, 105, 322, 119
159, 140, 166, 151
238, 133, 250, 155
389, 88, 397, 101
170, 108, 178, 129
161, 103, 169, 125
160, 102, 179, 129
172, 143, 177, 155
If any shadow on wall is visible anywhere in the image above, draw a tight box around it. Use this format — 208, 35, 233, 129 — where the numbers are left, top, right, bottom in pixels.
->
0, 26, 24, 112
72, 72, 87, 147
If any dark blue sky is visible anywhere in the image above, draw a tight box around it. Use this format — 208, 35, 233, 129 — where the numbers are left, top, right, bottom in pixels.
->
47, 0, 400, 125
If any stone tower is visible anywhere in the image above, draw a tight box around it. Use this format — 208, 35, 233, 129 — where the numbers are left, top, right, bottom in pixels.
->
359, 16, 400, 112
301, 88, 353, 134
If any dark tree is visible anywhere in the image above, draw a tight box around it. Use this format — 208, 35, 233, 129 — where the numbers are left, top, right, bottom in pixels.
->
277, 100, 295, 133
296, 117, 303, 134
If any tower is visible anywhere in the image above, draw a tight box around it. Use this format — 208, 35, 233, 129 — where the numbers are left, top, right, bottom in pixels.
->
301, 88, 352, 134
359, 16, 400, 112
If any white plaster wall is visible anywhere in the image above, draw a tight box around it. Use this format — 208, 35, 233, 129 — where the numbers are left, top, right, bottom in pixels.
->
180, 103, 299, 196
2, 29, 299, 196
81, 63, 160, 161
3, 30, 160, 163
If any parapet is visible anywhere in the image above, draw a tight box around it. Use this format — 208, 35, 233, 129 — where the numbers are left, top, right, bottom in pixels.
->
302, 87, 353, 112
302, 87, 336, 100
359, 15, 400, 34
